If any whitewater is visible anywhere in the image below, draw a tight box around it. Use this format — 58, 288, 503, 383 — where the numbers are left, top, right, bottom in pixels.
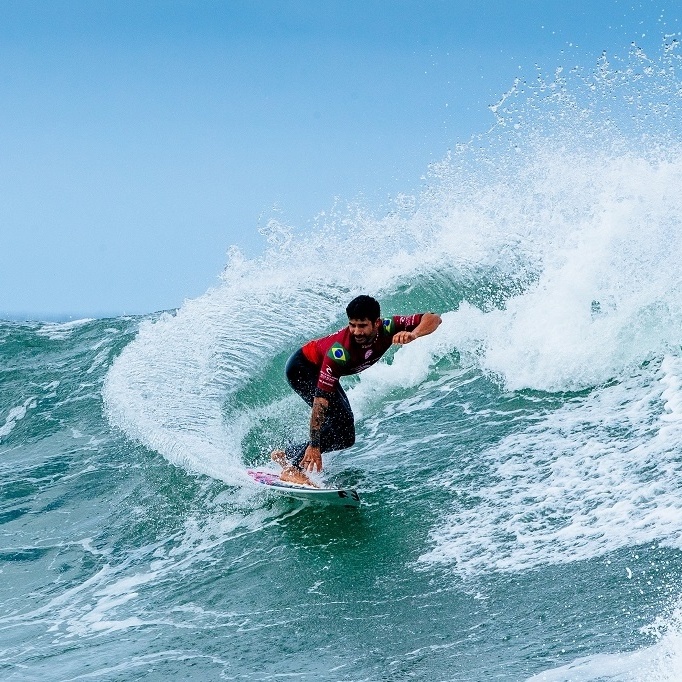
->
3, 40, 682, 680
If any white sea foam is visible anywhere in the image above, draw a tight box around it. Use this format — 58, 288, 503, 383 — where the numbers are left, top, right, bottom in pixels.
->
417, 112, 682, 574
0, 397, 37, 441
420, 355, 682, 573
527, 601, 682, 681
436, 152, 682, 393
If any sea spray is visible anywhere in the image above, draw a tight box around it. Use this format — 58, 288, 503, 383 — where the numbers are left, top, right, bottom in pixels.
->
104, 41, 682, 491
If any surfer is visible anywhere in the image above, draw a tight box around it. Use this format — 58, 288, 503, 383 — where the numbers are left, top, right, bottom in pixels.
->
271, 295, 441, 485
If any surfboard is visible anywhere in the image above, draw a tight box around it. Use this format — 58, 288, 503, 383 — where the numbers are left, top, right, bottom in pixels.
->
247, 469, 361, 507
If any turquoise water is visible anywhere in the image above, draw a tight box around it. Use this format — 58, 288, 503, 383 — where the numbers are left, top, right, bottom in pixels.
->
4, 43, 682, 680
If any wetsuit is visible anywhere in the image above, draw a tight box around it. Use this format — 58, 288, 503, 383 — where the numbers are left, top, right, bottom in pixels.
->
284, 314, 423, 467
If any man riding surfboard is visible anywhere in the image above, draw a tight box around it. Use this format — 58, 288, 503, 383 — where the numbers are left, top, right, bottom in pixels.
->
271, 295, 441, 485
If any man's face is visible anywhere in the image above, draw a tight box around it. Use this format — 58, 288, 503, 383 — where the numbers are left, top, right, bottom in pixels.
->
348, 318, 381, 346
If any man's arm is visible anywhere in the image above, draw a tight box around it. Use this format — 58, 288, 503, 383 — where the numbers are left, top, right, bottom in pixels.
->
392, 312, 441, 345
300, 395, 329, 472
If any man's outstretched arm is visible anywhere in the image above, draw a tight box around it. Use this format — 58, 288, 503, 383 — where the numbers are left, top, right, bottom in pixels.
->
392, 312, 441, 345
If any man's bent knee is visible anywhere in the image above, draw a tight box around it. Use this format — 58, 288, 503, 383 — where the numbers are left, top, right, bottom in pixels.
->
341, 428, 355, 449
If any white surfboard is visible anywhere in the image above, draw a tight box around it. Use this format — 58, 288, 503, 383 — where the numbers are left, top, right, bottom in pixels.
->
247, 469, 361, 507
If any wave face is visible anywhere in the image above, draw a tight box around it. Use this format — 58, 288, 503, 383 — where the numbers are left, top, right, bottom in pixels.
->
3, 42, 682, 680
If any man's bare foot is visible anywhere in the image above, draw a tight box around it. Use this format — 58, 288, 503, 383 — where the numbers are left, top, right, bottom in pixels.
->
270, 449, 287, 467
271, 450, 319, 487
279, 465, 319, 488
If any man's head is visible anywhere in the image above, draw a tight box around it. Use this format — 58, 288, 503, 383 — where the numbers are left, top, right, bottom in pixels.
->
346, 295, 381, 346
346, 295, 380, 321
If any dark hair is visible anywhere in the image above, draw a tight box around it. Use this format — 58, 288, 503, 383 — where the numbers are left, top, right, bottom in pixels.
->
346, 295, 380, 321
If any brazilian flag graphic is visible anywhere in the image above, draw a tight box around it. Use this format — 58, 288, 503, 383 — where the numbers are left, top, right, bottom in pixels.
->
382, 318, 395, 335
327, 342, 350, 365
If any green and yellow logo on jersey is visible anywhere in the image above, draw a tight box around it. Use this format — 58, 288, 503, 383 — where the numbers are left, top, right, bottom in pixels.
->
327, 342, 350, 365
382, 318, 395, 335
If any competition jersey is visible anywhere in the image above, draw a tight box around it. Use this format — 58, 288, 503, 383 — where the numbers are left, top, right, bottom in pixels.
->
301, 314, 423, 394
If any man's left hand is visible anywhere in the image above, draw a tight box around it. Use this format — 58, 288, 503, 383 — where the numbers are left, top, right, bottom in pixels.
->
393, 313, 441, 345
300, 445, 323, 472
392, 331, 417, 345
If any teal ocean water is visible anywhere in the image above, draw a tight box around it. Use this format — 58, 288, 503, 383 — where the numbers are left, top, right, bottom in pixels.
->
4, 44, 682, 680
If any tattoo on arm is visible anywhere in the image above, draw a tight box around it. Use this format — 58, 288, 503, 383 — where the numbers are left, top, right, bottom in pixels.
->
310, 397, 328, 448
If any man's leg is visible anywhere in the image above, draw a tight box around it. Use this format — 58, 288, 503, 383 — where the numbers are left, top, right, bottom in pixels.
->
319, 387, 355, 453
283, 387, 355, 470
274, 350, 355, 475
270, 350, 319, 484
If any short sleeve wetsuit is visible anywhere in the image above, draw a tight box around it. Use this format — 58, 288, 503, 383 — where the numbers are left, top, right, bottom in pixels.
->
283, 314, 423, 467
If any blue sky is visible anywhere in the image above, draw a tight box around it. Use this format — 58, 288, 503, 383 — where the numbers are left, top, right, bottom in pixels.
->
1, 0, 679, 319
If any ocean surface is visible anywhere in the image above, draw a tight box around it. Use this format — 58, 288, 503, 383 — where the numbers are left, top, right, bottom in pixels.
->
3, 43, 682, 680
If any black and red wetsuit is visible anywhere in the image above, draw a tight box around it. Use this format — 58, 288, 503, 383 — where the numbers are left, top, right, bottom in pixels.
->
284, 314, 423, 467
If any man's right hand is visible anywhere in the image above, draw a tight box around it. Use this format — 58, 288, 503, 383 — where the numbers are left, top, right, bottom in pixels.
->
300, 445, 323, 472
